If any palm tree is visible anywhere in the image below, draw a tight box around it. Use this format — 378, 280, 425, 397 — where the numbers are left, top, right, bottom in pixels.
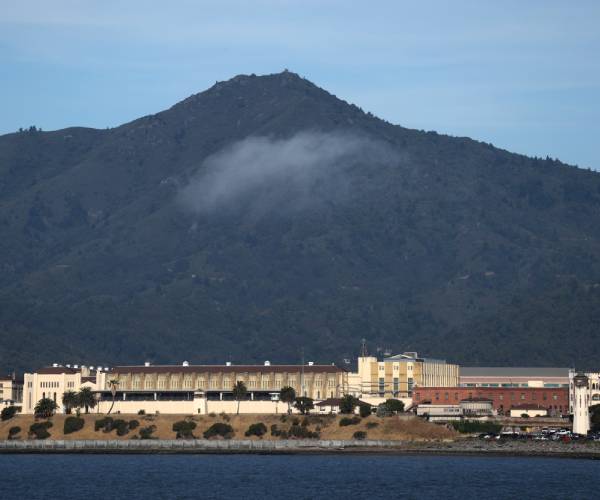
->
232, 381, 247, 415
107, 379, 119, 415
280, 386, 296, 414
77, 387, 97, 414
34, 398, 58, 418
62, 391, 78, 414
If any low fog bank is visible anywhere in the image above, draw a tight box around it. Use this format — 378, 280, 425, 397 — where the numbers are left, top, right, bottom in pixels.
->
179, 131, 400, 216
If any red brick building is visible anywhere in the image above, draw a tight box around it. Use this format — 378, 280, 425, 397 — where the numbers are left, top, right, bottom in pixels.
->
412, 386, 569, 416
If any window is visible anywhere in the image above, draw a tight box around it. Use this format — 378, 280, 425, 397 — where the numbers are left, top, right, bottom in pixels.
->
444, 392, 449, 400
520, 393, 525, 400
379, 378, 385, 396
393, 378, 399, 395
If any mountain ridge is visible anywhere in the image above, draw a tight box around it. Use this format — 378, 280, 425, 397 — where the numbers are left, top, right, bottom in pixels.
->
1, 71, 600, 372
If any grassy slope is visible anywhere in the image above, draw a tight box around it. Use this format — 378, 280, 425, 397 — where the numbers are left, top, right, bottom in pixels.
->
0, 413, 455, 441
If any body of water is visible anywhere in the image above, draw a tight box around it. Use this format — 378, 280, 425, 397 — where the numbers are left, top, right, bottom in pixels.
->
1, 453, 598, 499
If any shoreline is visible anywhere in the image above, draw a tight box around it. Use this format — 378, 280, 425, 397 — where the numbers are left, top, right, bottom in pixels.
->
1, 439, 599, 459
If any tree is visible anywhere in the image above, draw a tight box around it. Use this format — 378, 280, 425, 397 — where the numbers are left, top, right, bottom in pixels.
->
339, 394, 359, 414
280, 386, 296, 414
107, 379, 119, 414
34, 398, 58, 418
62, 391, 78, 414
294, 396, 314, 415
1, 406, 18, 421
232, 381, 247, 415
384, 398, 405, 413
77, 387, 97, 414
359, 403, 372, 418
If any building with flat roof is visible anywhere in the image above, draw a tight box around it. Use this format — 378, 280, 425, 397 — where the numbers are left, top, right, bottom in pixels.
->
347, 351, 459, 405
413, 386, 569, 416
0, 374, 23, 408
460, 367, 570, 388
23, 361, 347, 415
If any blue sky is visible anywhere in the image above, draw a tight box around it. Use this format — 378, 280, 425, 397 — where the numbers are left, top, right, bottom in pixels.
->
1, 1, 599, 169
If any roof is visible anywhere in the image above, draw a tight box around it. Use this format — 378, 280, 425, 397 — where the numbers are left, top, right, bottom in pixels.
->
110, 364, 345, 375
36, 367, 80, 375
384, 353, 448, 364
461, 367, 570, 377
315, 398, 372, 407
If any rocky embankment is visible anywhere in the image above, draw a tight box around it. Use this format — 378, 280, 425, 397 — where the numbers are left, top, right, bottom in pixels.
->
1, 438, 599, 458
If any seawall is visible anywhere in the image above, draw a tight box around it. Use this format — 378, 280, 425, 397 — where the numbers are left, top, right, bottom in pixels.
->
1, 439, 600, 458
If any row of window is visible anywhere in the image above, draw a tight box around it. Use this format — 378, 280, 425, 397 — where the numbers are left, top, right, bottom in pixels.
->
121, 377, 337, 390
415, 392, 561, 401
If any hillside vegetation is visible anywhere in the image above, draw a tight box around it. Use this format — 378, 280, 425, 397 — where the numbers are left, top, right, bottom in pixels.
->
1, 71, 600, 370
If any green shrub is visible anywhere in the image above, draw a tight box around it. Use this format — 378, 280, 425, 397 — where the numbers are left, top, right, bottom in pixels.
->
288, 424, 319, 439
245, 422, 267, 437
29, 421, 52, 439
270, 424, 280, 436
208, 412, 216, 418
95, 417, 113, 431
339, 416, 361, 427
137, 409, 145, 415
384, 399, 405, 413
366, 422, 379, 429
63, 416, 85, 435
128, 419, 140, 430
8, 426, 21, 438
353, 431, 367, 440
451, 421, 502, 434
112, 419, 129, 436
173, 420, 197, 438
359, 404, 372, 418
139, 425, 156, 439
203, 422, 234, 439
1, 406, 18, 421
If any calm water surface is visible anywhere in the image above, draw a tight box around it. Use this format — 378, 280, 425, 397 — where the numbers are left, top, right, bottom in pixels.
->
1, 453, 598, 499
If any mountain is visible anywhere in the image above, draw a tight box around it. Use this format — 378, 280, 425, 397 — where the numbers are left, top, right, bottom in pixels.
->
1, 70, 600, 372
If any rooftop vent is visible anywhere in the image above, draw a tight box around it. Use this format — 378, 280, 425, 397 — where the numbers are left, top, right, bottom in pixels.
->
225, 362, 232, 366
308, 362, 314, 366
182, 361, 190, 367
52, 363, 58, 367
89, 366, 94, 371
66, 364, 71, 368
144, 362, 151, 367
104, 367, 109, 372
264, 361, 271, 366
74, 364, 79, 369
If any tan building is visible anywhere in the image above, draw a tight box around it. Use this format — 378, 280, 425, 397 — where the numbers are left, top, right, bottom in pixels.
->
23, 364, 106, 414
1, 374, 23, 408
347, 352, 459, 405
99, 361, 347, 414
23, 361, 347, 415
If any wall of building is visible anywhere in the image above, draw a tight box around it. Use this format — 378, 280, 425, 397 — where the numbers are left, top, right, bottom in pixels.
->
413, 387, 569, 416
